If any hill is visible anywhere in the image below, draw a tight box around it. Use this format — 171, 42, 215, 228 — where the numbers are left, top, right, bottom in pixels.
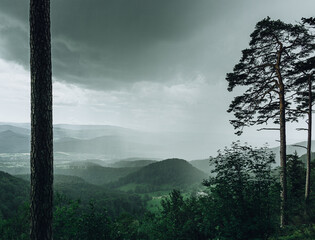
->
297, 152, 315, 164
0, 130, 30, 153
54, 135, 124, 155
0, 123, 216, 159
55, 134, 160, 157
55, 162, 140, 185
109, 159, 157, 168
0, 171, 29, 218
269, 141, 315, 164
53, 124, 139, 140
112, 158, 208, 191
15, 173, 145, 217
190, 159, 213, 174
0, 123, 156, 157
0, 125, 30, 135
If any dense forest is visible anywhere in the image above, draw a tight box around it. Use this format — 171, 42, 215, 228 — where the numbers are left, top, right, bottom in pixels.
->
1, 143, 315, 239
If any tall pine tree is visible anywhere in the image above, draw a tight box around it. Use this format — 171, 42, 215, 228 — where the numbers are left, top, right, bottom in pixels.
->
226, 17, 312, 227
289, 17, 315, 214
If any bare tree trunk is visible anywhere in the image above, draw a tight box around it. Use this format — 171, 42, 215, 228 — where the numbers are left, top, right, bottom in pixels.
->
30, 0, 53, 239
279, 86, 288, 227
305, 75, 312, 216
276, 44, 288, 227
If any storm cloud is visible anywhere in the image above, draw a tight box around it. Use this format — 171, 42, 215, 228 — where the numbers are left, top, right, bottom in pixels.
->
1, 0, 313, 90
0, 0, 315, 157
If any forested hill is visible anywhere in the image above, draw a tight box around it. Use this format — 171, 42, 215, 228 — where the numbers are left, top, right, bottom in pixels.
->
112, 158, 208, 188
108, 159, 157, 168
13, 173, 146, 217
0, 171, 29, 218
55, 163, 140, 185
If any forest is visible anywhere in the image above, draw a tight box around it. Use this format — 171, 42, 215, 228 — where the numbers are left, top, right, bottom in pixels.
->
1, 142, 315, 239
0, 0, 315, 239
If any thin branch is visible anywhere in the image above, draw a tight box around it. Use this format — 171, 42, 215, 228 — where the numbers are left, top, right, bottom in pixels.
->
257, 128, 280, 131
291, 144, 307, 150
296, 128, 308, 131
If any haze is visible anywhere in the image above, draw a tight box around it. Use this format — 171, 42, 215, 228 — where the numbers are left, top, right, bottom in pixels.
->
0, 0, 314, 159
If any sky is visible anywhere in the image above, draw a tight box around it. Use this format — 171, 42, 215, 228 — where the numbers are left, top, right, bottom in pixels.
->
0, 0, 314, 158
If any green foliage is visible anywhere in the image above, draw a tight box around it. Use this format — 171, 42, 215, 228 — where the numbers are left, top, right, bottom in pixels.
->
0, 171, 29, 219
204, 142, 278, 239
156, 190, 210, 240
18, 174, 147, 217
269, 224, 315, 240
76, 202, 112, 240
53, 194, 81, 240
287, 152, 305, 221
2, 145, 315, 239
226, 17, 313, 134
0, 202, 29, 240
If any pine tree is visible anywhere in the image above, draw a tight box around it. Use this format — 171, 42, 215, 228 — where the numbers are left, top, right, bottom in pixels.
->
290, 17, 315, 214
226, 17, 312, 227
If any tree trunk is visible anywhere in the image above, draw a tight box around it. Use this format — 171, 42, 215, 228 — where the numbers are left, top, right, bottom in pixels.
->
305, 75, 312, 215
30, 0, 53, 239
279, 85, 288, 227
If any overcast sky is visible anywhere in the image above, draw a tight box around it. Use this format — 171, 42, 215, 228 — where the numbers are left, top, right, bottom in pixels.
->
0, 0, 314, 158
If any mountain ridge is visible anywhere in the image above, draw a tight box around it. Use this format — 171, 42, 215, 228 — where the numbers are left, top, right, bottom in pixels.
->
111, 158, 208, 189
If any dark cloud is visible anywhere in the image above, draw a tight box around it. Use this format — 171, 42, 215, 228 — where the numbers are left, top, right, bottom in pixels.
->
0, 0, 314, 90
0, 0, 236, 89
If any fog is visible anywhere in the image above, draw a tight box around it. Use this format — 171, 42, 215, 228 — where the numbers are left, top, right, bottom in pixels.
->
0, 0, 315, 158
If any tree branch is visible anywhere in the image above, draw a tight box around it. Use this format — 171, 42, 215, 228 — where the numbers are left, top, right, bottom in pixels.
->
257, 128, 280, 131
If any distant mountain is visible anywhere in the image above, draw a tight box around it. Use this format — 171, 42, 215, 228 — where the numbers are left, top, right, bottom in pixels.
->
54, 135, 159, 158
0, 122, 30, 129
0, 130, 30, 153
109, 159, 157, 168
0, 125, 30, 135
0, 123, 213, 159
297, 152, 315, 164
53, 124, 140, 140
54, 135, 124, 155
54, 124, 130, 131
113, 158, 208, 189
55, 162, 140, 185
269, 141, 315, 164
190, 159, 213, 174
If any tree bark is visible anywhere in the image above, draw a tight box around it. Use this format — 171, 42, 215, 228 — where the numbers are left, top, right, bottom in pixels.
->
275, 42, 288, 228
305, 74, 312, 215
279, 85, 288, 227
30, 0, 53, 239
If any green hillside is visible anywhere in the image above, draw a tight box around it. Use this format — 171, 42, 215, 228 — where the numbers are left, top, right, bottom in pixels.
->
0, 171, 29, 218
16, 174, 145, 217
109, 159, 157, 168
298, 152, 315, 164
190, 159, 213, 174
55, 163, 140, 185
112, 158, 208, 190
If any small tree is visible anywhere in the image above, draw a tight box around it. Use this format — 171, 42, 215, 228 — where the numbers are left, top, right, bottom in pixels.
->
203, 142, 277, 239
226, 17, 312, 227
286, 152, 305, 221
